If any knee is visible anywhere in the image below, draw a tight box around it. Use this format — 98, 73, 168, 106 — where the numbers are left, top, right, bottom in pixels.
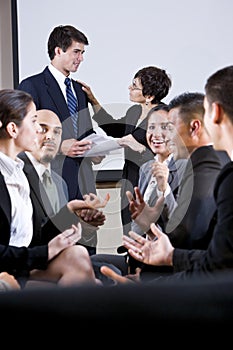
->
64, 245, 94, 275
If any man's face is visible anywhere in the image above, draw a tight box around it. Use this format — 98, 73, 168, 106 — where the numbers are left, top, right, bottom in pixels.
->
31, 110, 62, 165
166, 107, 190, 159
57, 40, 86, 75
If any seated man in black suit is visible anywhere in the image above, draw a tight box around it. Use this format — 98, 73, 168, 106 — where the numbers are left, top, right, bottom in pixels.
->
18, 109, 109, 251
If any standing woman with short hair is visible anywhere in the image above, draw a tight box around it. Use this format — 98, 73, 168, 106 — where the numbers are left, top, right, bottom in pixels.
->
81, 66, 172, 235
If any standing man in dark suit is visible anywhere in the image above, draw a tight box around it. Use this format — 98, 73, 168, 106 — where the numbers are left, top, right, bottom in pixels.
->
17, 25, 103, 254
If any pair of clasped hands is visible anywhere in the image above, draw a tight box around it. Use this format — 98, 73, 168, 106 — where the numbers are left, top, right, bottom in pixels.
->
49, 192, 111, 262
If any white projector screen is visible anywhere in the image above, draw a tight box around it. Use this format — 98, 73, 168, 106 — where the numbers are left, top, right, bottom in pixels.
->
15, 0, 233, 172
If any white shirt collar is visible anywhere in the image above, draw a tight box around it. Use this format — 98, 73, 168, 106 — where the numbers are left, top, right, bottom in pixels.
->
25, 151, 51, 180
154, 152, 173, 165
48, 63, 75, 97
0, 151, 24, 176
48, 63, 68, 84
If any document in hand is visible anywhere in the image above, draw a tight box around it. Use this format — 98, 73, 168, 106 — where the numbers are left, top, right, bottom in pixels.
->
77, 133, 122, 157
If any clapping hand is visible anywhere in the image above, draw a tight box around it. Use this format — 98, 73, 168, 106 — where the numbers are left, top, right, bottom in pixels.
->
79, 209, 106, 227
83, 192, 110, 209
126, 187, 164, 232
123, 223, 174, 266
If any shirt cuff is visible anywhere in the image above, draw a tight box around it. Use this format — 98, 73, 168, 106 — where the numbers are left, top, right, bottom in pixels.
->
156, 184, 171, 198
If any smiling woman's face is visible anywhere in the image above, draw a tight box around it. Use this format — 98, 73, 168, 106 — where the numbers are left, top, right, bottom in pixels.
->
146, 110, 170, 157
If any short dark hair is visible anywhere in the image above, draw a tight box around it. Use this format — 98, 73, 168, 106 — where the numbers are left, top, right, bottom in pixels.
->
0, 89, 33, 138
168, 92, 204, 125
48, 25, 89, 60
146, 103, 169, 119
134, 66, 172, 104
205, 65, 233, 121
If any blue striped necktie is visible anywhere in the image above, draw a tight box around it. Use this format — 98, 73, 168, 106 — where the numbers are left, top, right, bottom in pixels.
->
64, 77, 78, 137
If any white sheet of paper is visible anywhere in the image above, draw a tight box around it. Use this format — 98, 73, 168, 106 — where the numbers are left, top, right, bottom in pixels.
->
77, 133, 122, 157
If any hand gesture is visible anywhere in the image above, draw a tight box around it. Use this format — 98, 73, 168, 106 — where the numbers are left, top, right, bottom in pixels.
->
79, 209, 106, 227
100, 266, 137, 285
77, 80, 97, 105
48, 223, 82, 261
60, 138, 92, 157
123, 223, 174, 266
91, 155, 105, 164
151, 161, 169, 193
0, 272, 21, 290
126, 187, 164, 232
82, 192, 110, 209
68, 192, 110, 214
118, 134, 145, 153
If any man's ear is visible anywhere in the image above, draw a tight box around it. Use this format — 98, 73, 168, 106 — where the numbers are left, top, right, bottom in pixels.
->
190, 119, 201, 135
55, 46, 62, 56
212, 102, 223, 124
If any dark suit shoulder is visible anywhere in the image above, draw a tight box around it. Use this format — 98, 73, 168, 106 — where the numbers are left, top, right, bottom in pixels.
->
214, 161, 233, 196
191, 145, 223, 169
215, 150, 231, 167
17, 67, 49, 86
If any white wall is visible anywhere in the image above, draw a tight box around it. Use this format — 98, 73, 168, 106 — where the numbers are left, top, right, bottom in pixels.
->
16, 0, 233, 170
17, 0, 233, 105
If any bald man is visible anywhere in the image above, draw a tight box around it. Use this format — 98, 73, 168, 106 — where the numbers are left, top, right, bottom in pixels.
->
30, 109, 63, 169
18, 109, 105, 254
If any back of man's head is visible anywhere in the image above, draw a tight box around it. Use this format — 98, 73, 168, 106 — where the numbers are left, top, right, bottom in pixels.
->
205, 65, 233, 123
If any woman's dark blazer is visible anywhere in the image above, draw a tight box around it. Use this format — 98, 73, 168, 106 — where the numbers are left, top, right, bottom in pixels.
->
0, 157, 78, 281
0, 172, 48, 280
93, 105, 154, 233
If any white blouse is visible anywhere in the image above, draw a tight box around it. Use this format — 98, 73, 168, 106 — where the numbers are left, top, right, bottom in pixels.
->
0, 152, 33, 247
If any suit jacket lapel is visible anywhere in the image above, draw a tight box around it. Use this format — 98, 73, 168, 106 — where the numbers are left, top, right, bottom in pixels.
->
0, 173, 11, 224
43, 67, 69, 121
19, 153, 54, 216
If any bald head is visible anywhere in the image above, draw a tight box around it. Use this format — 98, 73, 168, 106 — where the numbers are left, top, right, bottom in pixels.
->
31, 109, 62, 165
36, 109, 62, 128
